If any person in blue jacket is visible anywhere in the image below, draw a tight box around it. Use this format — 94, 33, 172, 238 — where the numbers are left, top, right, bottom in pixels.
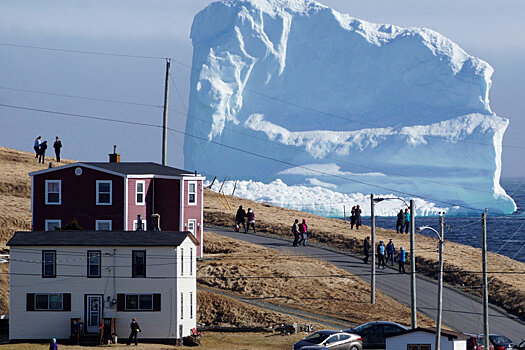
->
398, 247, 407, 274
377, 240, 386, 269
404, 208, 410, 234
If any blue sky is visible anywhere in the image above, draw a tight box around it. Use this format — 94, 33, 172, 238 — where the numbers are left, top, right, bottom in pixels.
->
1, 0, 524, 176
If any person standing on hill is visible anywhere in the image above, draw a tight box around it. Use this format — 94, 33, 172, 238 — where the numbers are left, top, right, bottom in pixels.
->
33, 136, 42, 159
404, 208, 410, 233
128, 318, 141, 346
362, 236, 370, 264
49, 338, 58, 350
246, 208, 256, 233
386, 239, 395, 266
38, 140, 47, 164
350, 206, 356, 229
235, 205, 246, 232
354, 205, 362, 230
298, 219, 308, 246
53, 136, 62, 162
398, 247, 407, 274
377, 240, 386, 269
292, 219, 300, 246
396, 209, 405, 233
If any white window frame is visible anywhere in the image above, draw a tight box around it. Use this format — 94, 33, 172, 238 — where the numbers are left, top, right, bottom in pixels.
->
190, 291, 193, 319
190, 248, 193, 276
35, 293, 63, 311
95, 220, 112, 231
45, 180, 61, 205
181, 248, 184, 276
180, 292, 184, 319
124, 294, 153, 311
96, 180, 112, 205
135, 180, 145, 205
133, 219, 147, 231
187, 219, 196, 235
45, 220, 61, 231
187, 181, 197, 205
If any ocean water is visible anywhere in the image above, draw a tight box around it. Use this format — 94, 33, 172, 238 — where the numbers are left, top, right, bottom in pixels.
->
362, 178, 525, 263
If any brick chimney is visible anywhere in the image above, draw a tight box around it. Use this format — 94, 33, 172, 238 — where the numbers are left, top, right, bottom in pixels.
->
109, 145, 120, 163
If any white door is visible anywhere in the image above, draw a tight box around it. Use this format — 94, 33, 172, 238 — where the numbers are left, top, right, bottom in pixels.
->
187, 219, 196, 235
85, 295, 103, 333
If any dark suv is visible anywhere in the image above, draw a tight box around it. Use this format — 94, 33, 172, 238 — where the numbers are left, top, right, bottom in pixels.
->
343, 321, 408, 349
489, 334, 514, 350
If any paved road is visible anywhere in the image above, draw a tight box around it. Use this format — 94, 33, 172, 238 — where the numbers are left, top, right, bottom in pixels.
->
206, 226, 525, 343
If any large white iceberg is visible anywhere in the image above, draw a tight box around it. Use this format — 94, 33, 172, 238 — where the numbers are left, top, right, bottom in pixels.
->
184, 0, 516, 215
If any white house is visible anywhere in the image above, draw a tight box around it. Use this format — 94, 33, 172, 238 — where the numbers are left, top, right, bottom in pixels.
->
386, 327, 468, 350
8, 230, 198, 343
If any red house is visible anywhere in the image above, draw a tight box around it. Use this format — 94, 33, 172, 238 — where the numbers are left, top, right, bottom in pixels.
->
29, 157, 205, 257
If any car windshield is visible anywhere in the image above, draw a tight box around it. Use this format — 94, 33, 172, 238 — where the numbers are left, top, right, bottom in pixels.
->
490, 336, 511, 345
473, 338, 485, 345
304, 332, 330, 344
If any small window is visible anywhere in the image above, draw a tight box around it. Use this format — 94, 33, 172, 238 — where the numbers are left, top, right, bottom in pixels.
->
96, 180, 112, 205
45, 220, 61, 231
136, 181, 145, 205
42, 250, 56, 278
188, 181, 197, 205
339, 334, 350, 341
125, 294, 153, 311
181, 248, 184, 276
187, 219, 196, 235
35, 294, 63, 310
45, 180, 61, 205
190, 248, 193, 276
95, 220, 112, 231
408, 345, 431, 350
132, 250, 146, 278
87, 251, 101, 278
180, 292, 183, 319
190, 292, 193, 319
133, 219, 147, 231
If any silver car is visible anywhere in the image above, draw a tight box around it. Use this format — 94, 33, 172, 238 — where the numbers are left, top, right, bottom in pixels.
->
293, 329, 363, 350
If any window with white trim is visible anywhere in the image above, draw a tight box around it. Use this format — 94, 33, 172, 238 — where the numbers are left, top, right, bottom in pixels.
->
42, 250, 56, 278
45, 220, 61, 231
190, 248, 193, 276
45, 180, 61, 205
180, 292, 184, 319
35, 294, 63, 310
187, 219, 196, 235
133, 220, 147, 231
95, 220, 112, 231
136, 180, 145, 205
87, 251, 101, 278
96, 180, 112, 205
190, 292, 193, 319
188, 181, 197, 205
181, 248, 184, 276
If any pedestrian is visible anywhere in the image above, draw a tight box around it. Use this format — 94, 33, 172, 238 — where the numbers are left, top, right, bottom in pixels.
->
354, 205, 362, 230
362, 236, 370, 264
377, 240, 386, 269
350, 206, 356, 229
297, 219, 308, 246
292, 219, 300, 247
128, 317, 141, 346
33, 136, 42, 158
49, 338, 58, 350
53, 136, 62, 162
38, 140, 48, 164
72, 319, 82, 345
396, 209, 405, 233
386, 239, 395, 265
235, 205, 246, 232
398, 247, 406, 274
246, 208, 256, 233
404, 208, 410, 233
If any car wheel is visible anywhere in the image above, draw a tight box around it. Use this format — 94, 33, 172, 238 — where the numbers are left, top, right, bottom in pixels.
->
349, 346, 359, 350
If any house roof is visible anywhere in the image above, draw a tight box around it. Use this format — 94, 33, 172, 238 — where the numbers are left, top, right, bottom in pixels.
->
28, 162, 203, 178
385, 327, 468, 341
7, 231, 199, 247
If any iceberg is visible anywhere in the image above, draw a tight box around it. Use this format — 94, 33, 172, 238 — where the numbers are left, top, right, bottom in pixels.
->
184, 0, 516, 216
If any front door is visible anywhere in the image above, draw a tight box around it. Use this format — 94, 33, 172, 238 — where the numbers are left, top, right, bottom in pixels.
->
85, 295, 103, 333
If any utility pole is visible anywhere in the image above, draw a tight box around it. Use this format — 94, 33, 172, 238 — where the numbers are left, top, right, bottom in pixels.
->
370, 194, 376, 304
435, 213, 444, 350
482, 211, 489, 350
410, 199, 417, 329
161, 58, 171, 166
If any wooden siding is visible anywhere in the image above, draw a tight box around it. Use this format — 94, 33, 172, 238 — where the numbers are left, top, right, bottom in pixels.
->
154, 179, 181, 232
127, 178, 152, 230
182, 180, 203, 257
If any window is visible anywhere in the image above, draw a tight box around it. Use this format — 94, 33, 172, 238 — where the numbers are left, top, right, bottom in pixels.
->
87, 251, 101, 278
132, 250, 146, 278
190, 248, 193, 276
45, 220, 61, 231
133, 219, 147, 231
188, 181, 197, 205
407, 345, 431, 350
116, 293, 160, 312
136, 181, 145, 205
42, 250, 56, 278
180, 292, 183, 319
181, 248, 184, 276
187, 219, 196, 235
95, 220, 112, 231
45, 180, 61, 205
190, 292, 193, 319
96, 180, 112, 205
27, 293, 70, 312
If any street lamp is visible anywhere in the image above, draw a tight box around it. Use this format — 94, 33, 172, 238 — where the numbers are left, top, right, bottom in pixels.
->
371, 196, 416, 329
418, 213, 445, 350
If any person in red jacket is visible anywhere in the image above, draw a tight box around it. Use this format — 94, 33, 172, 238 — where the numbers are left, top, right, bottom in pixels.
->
297, 219, 308, 246
246, 208, 256, 233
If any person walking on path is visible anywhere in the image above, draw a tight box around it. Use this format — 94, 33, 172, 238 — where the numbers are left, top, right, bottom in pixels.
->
33, 136, 42, 159
386, 239, 395, 266
38, 140, 48, 164
297, 219, 308, 246
235, 205, 246, 232
49, 338, 58, 350
398, 247, 407, 273
354, 205, 362, 230
377, 240, 386, 269
404, 208, 410, 234
246, 208, 256, 233
292, 219, 300, 246
128, 317, 141, 346
350, 206, 356, 229
362, 236, 370, 264
53, 136, 62, 162
396, 209, 405, 233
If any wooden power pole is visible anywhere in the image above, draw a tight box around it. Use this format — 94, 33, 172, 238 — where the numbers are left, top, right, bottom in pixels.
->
162, 58, 171, 166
